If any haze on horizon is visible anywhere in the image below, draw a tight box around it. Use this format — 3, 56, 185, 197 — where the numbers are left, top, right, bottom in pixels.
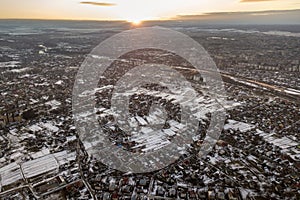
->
0, 0, 300, 24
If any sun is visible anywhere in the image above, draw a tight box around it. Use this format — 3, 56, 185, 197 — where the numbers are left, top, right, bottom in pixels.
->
127, 19, 142, 26
131, 20, 142, 25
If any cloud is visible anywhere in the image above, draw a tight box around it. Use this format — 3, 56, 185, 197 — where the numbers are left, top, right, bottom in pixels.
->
174, 9, 300, 24
240, 0, 274, 2
80, 1, 116, 6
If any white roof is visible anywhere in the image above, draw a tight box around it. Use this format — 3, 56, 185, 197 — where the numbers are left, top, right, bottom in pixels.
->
28, 124, 42, 132
21, 154, 58, 179
224, 120, 255, 133
135, 116, 148, 126
0, 162, 23, 187
40, 122, 59, 132
0, 151, 76, 188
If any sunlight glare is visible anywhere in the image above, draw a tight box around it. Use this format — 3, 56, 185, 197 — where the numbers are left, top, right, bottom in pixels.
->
129, 19, 142, 26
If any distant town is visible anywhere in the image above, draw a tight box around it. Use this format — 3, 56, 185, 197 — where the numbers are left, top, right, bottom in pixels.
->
0, 21, 299, 199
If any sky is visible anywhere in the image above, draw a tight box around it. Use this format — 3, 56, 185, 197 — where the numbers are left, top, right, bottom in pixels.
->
0, 0, 299, 23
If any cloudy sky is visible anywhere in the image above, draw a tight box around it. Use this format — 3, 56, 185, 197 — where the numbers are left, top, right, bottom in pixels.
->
0, 0, 299, 23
